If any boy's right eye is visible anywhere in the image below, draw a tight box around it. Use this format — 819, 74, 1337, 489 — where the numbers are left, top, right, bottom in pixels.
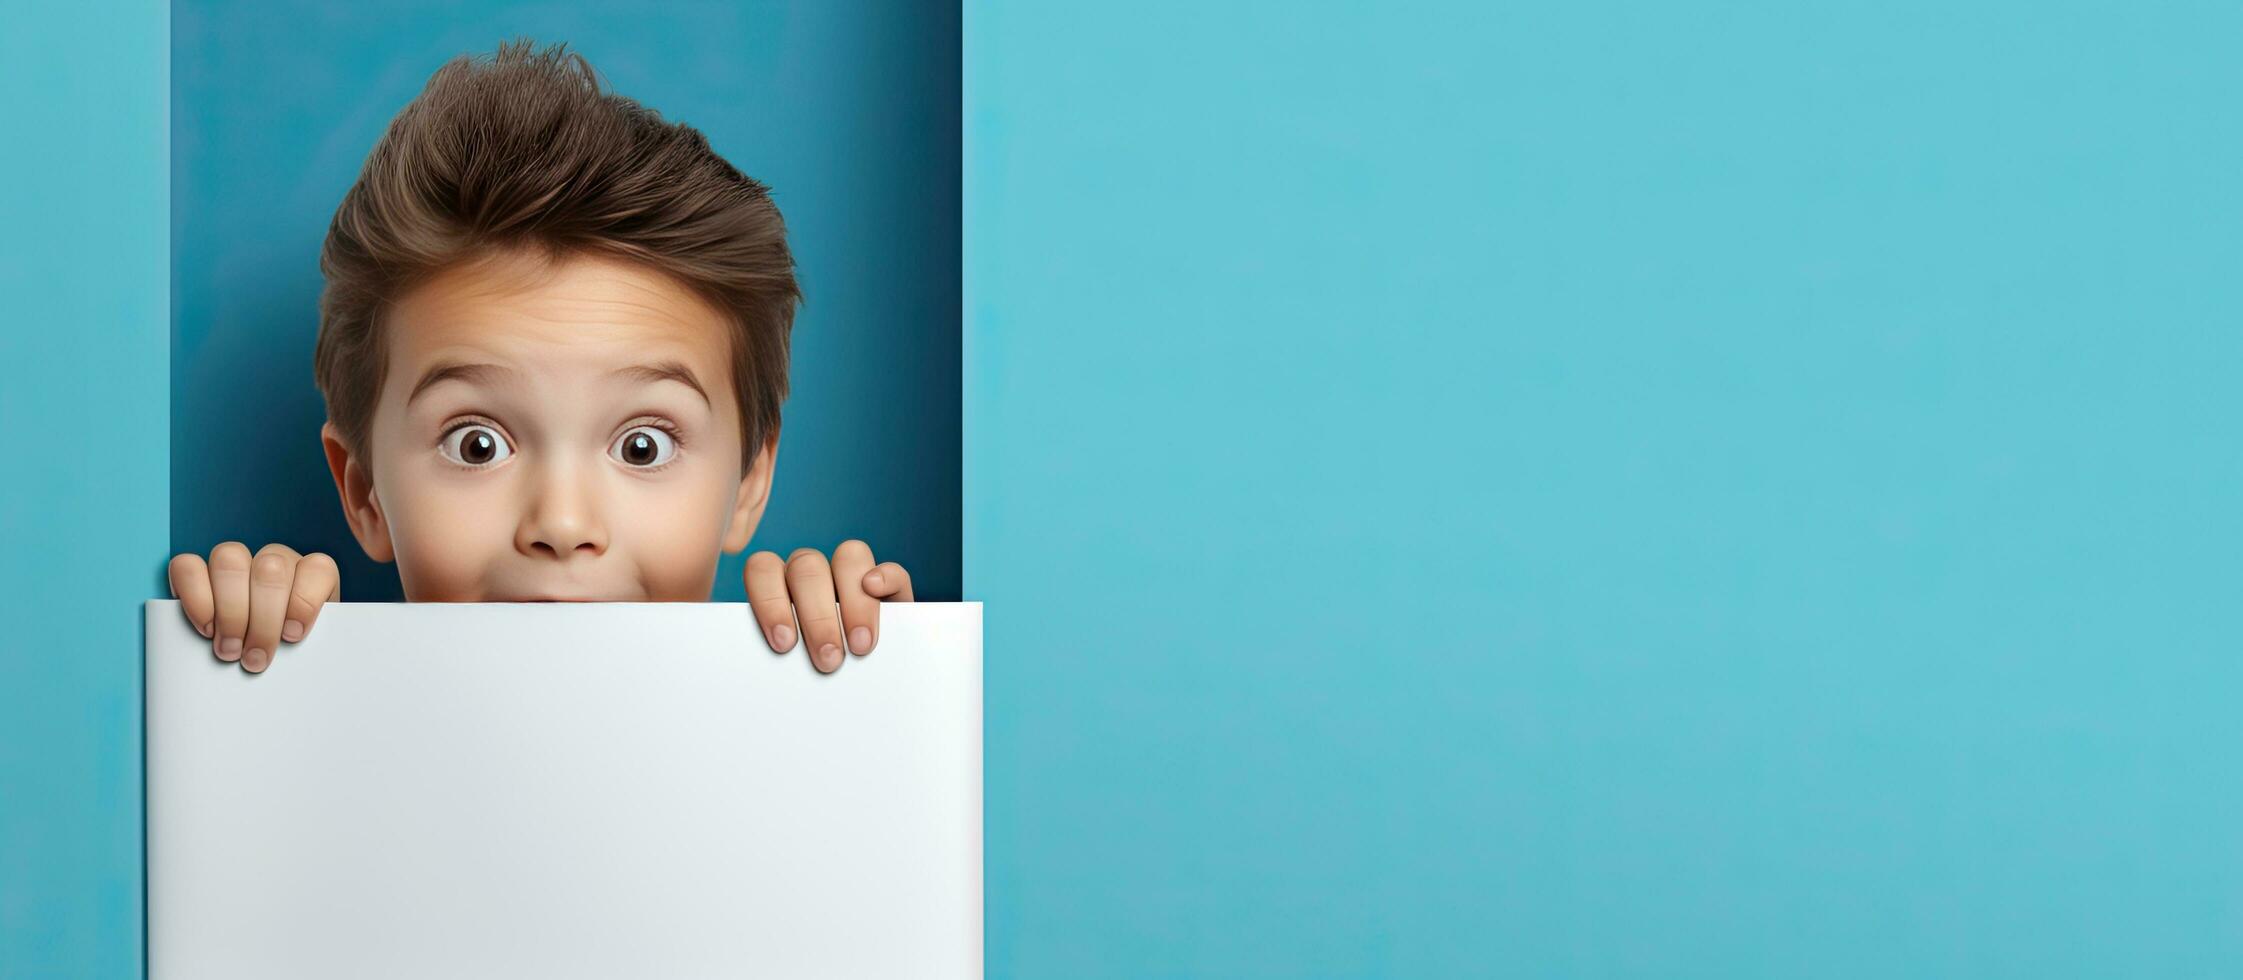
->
440, 424, 514, 467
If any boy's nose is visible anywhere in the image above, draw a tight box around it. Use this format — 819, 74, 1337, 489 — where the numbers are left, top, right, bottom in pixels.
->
516, 469, 608, 560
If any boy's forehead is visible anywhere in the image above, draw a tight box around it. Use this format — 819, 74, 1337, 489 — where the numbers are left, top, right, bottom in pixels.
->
386, 250, 731, 377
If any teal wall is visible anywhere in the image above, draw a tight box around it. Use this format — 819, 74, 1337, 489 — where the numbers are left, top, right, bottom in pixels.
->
0, 1, 167, 976
966, 1, 2243, 976
171, 0, 961, 602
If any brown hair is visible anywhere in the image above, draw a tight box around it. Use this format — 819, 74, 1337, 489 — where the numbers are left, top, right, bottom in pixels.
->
313, 37, 800, 469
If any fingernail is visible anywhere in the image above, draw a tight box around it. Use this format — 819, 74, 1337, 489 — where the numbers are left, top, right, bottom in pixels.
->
865, 570, 885, 590
772, 624, 795, 650
282, 620, 305, 642
196, 620, 213, 638
244, 648, 267, 672
849, 626, 872, 654
818, 643, 840, 672
219, 637, 242, 661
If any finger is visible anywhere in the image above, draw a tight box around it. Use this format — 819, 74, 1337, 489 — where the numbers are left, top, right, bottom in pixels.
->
743, 550, 797, 653
863, 561, 915, 603
207, 541, 253, 662
830, 539, 879, 657
241, 543, 301, 673
785, 548, 844, 673
168, 553, 216, 638
283, 552, 341, 643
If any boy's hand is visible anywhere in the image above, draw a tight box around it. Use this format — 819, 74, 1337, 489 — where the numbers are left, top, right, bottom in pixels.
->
745, 539, 913, 674
167, 542, 342, 674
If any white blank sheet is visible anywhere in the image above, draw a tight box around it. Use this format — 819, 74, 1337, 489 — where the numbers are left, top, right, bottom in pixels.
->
144, 599, 982, 980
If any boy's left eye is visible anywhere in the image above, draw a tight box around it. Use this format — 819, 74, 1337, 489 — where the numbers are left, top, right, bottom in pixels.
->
612, 426, 678, 467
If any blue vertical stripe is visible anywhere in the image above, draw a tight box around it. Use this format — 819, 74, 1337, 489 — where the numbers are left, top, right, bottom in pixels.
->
0, 0, 169, 975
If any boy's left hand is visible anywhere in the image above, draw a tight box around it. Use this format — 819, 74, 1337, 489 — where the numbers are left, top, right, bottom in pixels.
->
745, 539, 914, 674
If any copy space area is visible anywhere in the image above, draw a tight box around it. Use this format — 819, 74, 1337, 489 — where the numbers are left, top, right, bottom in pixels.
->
145, 600, 981, 979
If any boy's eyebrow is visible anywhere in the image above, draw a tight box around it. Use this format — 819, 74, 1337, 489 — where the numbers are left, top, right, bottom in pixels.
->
609, 360, 711, 408
406, 361, 516, 407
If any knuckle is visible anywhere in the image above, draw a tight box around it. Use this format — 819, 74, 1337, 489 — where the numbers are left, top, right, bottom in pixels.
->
746, 550, 784, 572
251, 552, 294, 585
254, 541, 300, 561
834, 539, 872, 562
209, 541, 252, 569
786, 548, 829, 570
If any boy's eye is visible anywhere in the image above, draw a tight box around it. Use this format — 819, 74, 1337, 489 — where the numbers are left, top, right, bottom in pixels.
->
439, 424, 513, 467
613, 426, 677, 468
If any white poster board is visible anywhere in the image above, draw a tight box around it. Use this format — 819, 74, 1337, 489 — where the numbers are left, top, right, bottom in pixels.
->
144, 600, 982, 979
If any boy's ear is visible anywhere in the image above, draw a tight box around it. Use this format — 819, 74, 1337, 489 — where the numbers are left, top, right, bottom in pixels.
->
321, 421, 396, 564
720, 431, 779, 554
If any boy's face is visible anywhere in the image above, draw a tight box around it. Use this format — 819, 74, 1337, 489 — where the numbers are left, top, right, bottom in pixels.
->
321, 248, 775, 602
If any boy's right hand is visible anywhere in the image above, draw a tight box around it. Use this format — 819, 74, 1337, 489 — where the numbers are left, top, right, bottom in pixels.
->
167, 542, 341, 674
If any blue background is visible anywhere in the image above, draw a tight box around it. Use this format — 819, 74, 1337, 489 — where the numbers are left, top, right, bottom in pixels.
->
0, 2, 166, 976
10, 0, 2243, 977
170, 0, 960, 602
966, 1, 2242, 977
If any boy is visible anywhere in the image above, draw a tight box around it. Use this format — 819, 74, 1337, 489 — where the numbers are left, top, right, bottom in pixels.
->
166, 39, 912, 676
